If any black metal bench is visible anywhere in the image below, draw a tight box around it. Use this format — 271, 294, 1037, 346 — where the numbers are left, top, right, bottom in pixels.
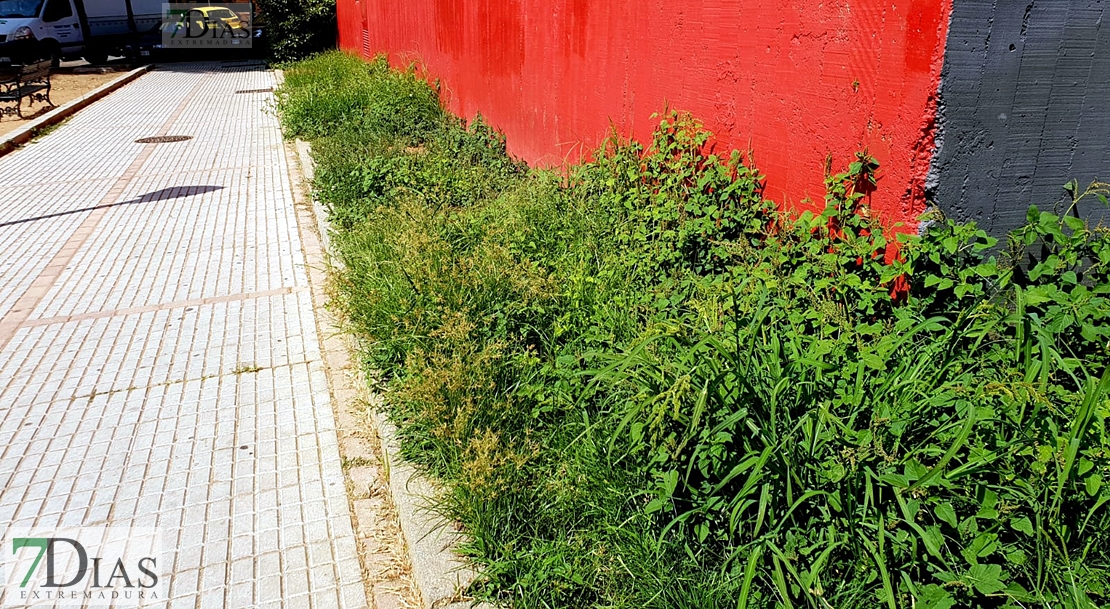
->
0, 61, 54, 119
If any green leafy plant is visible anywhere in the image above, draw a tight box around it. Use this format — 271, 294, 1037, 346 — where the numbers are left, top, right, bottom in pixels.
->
256, 0, 336, 62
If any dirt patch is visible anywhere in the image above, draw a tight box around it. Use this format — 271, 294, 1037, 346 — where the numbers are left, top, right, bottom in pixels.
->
0, 72, 121, 137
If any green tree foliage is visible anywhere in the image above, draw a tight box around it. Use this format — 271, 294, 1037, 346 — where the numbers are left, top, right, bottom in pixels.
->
257, 0, 335, 62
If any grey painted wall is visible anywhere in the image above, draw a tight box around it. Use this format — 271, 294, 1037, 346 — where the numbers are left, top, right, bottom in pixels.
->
931, 0, 1110, 237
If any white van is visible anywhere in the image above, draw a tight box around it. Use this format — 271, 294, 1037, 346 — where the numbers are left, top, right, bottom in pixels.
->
0, 0, 162, 64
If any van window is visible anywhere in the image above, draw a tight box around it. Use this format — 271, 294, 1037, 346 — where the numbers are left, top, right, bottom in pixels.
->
42, 0, 72, 22
0, 0, 45, 19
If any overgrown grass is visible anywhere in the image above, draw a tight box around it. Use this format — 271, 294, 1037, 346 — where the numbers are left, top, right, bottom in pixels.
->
277, 50, 1110, 608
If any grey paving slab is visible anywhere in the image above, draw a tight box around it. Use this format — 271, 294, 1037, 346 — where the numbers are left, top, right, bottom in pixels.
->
0, 63, 367, 608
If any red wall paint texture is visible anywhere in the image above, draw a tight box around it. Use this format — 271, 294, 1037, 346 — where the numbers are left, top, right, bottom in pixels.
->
337, 0, 952, 229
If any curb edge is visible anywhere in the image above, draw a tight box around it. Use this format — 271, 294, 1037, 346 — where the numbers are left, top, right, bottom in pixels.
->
286, 123, 488, 608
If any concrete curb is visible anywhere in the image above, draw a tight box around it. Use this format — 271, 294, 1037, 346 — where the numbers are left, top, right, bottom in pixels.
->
373, 416, 483, 609
0, 64, 151, 158
289, 135, 487, 609
286, 138, 416, 609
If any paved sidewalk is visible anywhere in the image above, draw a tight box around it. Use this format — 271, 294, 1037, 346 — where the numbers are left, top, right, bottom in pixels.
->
0, 64, 366, 608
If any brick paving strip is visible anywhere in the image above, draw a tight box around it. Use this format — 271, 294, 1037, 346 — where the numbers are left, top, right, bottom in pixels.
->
0, 63, 414, 608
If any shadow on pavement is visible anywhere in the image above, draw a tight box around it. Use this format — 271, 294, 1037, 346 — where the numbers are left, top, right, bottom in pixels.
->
0, 185, 224, 228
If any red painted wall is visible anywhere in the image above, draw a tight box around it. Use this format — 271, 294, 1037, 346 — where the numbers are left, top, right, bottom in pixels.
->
337, 0, 952, 228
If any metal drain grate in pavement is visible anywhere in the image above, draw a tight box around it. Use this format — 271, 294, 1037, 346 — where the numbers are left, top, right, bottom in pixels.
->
235, 88, 273, 94
135, 135, 193, 144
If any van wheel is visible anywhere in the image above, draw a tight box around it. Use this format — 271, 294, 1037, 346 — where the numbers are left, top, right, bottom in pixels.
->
41, 40, 62, 67
83, 50, 108, 65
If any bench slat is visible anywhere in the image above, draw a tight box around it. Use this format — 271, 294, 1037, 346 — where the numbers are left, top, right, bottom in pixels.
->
0, 61, 54, 118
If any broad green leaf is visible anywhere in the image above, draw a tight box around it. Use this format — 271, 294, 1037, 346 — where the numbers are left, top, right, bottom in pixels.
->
962, 533, 999, 564
880, 473, 910, 488
856, 348, 883, 368
1063, 215, 1085, 232
1006, 549, 1028, 565
1010, 516, 1034, 536
966, 563, 1006, 595
915, 584, 957, 609
1087, 474, 1103, 497
661, 470, 679, 498
935, 502, 959, 529
921, 525, 945, 559
976, 488, 999, 518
